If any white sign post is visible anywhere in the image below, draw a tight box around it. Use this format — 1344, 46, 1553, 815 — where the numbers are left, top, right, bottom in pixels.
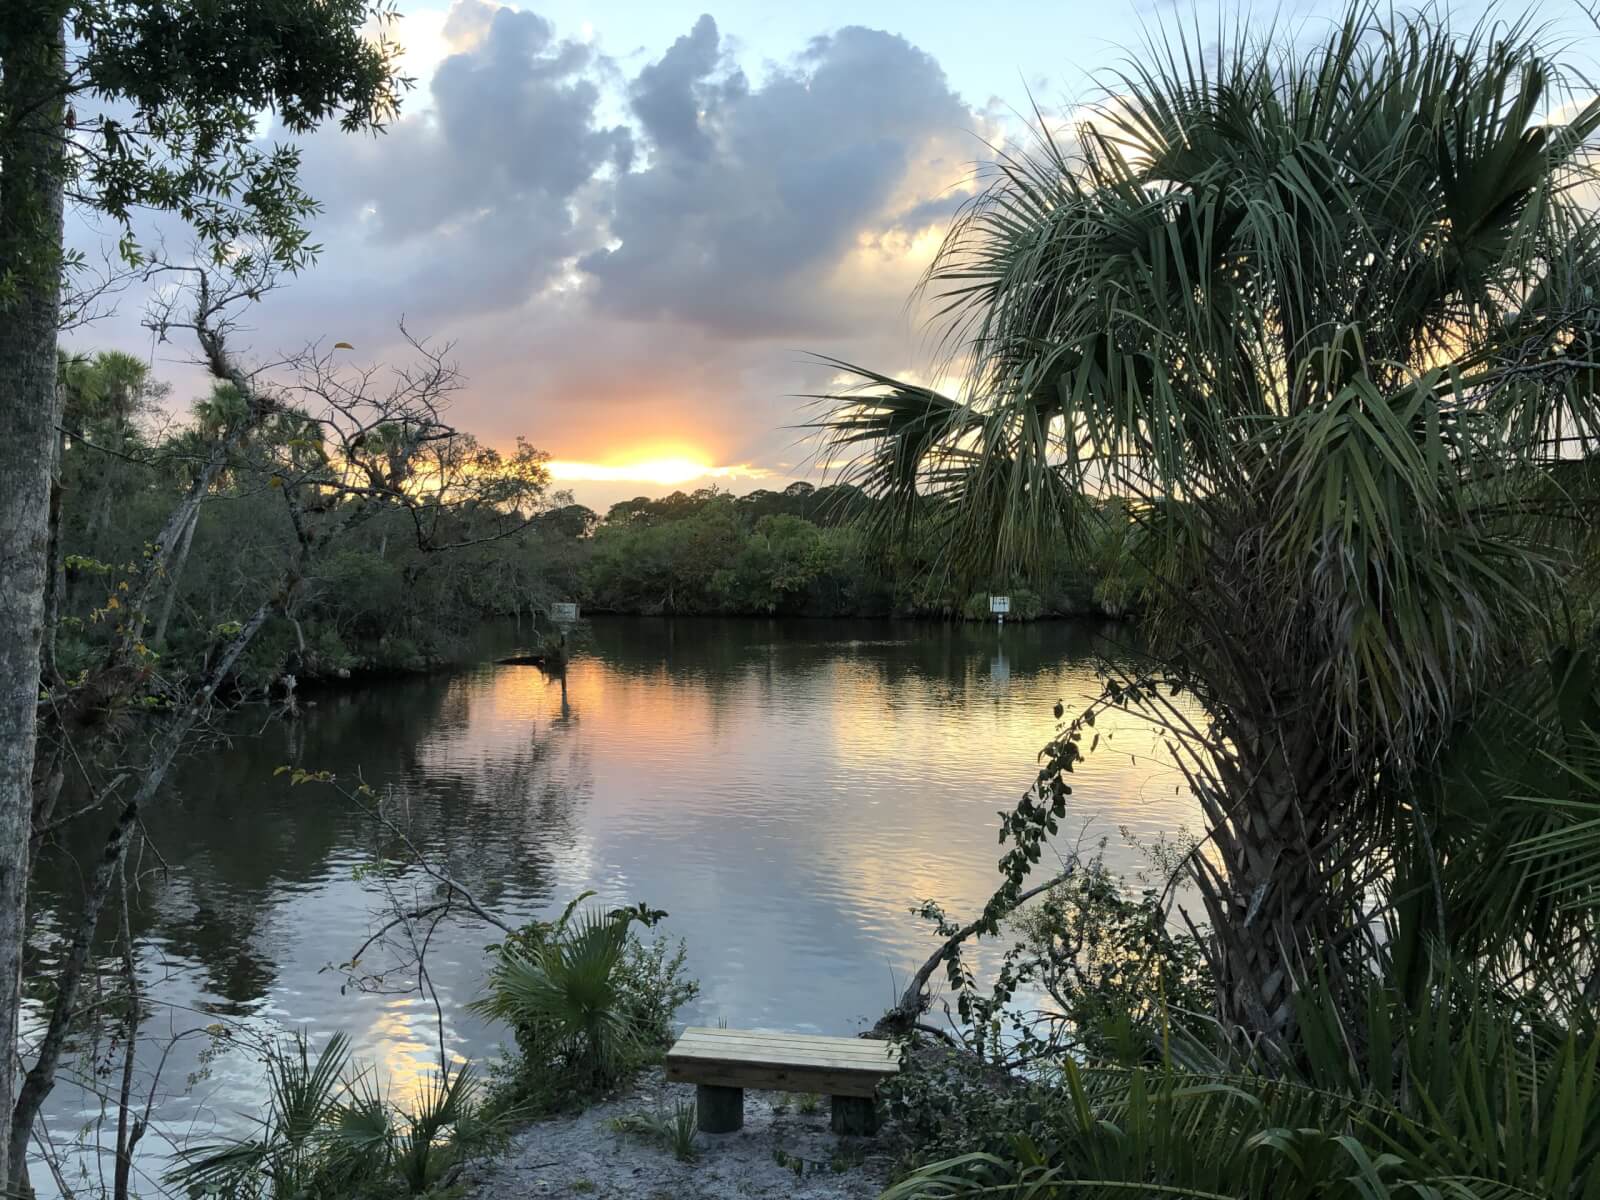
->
989, 595, 1011, 628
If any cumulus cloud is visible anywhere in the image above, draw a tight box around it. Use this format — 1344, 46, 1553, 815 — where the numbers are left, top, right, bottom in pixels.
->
74, 2, 999, 497
286, 2, 630, 317
627, 15, 741, 161
581, 17, 981, 338
440, 0, 500, 51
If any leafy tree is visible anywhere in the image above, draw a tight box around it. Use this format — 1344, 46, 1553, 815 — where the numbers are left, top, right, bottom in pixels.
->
712, 514, 837, 613
820, 4, 1600, 1043
0, 6, 404, 1184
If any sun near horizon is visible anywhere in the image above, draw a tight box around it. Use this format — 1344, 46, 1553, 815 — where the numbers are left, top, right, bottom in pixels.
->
545, 439, 778, 495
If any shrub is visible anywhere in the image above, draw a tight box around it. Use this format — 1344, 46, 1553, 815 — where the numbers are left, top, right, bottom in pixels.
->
883, 1051, 1072, 1171
475, 894, 697, 1114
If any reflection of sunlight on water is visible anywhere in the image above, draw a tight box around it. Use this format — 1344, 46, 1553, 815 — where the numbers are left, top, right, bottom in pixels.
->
368, 999, 468, 1104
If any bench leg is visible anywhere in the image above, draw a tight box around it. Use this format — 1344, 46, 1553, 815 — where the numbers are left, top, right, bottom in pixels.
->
696, 1084, 744, 1133
830, 1094, 880, 1136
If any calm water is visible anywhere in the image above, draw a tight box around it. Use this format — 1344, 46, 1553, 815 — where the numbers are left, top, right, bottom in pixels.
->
30, 617, 1194, 1191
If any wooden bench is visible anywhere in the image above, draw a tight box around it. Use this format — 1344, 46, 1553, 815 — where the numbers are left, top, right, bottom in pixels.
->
664, 1026, 900, 1135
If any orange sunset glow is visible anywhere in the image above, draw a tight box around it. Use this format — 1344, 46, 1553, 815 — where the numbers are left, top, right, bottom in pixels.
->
546, 456, 773, 487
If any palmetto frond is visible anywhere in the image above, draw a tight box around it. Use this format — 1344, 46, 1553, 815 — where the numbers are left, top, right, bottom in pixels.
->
472, 906, 638, 1084
819, 3, 1600, 761
887, 967, 1600, 1200
167, 1031, 354, 1197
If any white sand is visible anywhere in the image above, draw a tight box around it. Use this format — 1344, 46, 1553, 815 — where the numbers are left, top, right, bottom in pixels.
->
464, 1069, 894, 1200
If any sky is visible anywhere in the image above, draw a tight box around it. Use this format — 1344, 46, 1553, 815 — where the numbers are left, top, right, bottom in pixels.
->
69, 0, 1574, 510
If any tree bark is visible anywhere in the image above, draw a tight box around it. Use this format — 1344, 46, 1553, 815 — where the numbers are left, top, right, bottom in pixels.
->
40, 425, 66, 687
1188, 707, 1344, 1049
151, 505, 200, 647
0, 8, 68, 1193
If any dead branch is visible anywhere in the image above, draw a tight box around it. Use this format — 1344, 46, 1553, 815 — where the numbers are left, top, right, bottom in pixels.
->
876, 860, 1079, 1037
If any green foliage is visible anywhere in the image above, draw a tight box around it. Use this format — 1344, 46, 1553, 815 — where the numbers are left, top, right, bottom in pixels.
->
167, 1031, 499, 1199
885, 1055, 1071, 1173
607, 1099, 700, 1162
1397, 643, 1600, 998
48, 356, 583, 692
48, 349, 1133, 709
475, 895, 697, 1113
582, 486, 1127, 619
886, 966, 1600, 1200
1001, 856, 1209, 1061
36, 0, 406, 277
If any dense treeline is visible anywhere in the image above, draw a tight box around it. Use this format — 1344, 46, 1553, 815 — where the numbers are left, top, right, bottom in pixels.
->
584, 483, 1133, 620
56, 354, 1132, 695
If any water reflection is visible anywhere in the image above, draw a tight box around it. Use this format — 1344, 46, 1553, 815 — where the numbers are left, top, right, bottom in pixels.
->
30, 616, 1195, 1187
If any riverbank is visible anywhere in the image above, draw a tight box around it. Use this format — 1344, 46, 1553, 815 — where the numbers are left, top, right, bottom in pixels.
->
464, 1069, 893, 1200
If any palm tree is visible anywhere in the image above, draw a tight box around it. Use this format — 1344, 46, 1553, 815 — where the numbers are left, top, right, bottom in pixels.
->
819, 4, 1600, 1043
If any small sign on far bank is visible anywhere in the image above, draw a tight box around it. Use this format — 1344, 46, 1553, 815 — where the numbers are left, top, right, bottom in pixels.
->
990, 595, 1010, 627
551, 602, 580, 624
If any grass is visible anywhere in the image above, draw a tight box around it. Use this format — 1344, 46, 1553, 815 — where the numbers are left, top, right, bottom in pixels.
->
606, 1099, 700, 1162
797, 1092, 822, 1115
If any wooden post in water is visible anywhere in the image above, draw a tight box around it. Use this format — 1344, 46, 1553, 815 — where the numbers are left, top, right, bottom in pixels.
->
696, 1083, 744, 1133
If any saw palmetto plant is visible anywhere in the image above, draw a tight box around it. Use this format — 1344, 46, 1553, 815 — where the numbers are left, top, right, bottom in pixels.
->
165, 1031, 492, 1198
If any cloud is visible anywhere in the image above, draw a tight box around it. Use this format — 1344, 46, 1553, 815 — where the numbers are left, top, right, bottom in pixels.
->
440, 0, 500, 51
72, 2, 998, 502
286, 2, 631, 318
580, 17, 985, 338
627, 14, 741, 161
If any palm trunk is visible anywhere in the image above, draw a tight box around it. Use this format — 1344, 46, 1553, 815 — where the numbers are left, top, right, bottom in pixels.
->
1191, 713, 1343, 1048
0, 10, 68, 1193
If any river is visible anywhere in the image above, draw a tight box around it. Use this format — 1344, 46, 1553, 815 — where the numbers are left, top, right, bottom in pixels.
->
28, 616, 1195, 1194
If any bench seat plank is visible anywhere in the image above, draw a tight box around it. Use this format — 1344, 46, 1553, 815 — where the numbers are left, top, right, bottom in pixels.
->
673, 1027, 895, 1052
664, 1027, 899, 1101
669, 1033, 896, 1068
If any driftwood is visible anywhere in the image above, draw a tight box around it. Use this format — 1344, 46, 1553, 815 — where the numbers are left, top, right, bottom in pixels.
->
876, 862, 1078, 1037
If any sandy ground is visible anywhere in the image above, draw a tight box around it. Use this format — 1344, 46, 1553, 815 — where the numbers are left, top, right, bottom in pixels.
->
464, 1069, 895, 1200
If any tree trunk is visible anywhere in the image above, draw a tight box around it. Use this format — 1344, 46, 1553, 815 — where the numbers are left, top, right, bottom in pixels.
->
151, 505, 200, 647
1190, 715, 1342, 1049
40, 427, 66, 686
0, 9, 68, 1193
